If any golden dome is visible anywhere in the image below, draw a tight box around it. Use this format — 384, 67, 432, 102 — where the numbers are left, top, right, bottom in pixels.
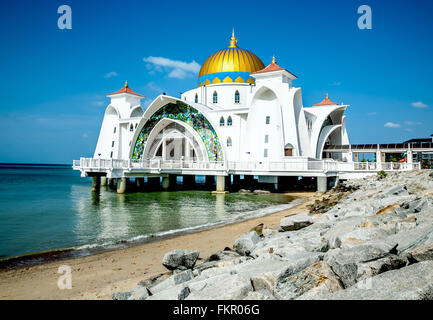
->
198, 31, 265, 83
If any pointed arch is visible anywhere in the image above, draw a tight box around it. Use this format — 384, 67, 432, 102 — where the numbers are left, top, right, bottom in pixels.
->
194, 93, 198, 103
227, 137, 232, 147
234, 90, 240, 104
227, 116, 233, 126
213, 91, 218, 104
220, 116, 225, 126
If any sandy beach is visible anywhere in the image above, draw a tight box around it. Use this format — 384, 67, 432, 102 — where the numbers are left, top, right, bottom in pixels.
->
0, 191, 318, 300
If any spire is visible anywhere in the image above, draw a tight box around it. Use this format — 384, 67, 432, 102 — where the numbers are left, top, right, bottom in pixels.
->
271, 55, 277, 64
229, 29, 238, 48
124, 81, 128, 88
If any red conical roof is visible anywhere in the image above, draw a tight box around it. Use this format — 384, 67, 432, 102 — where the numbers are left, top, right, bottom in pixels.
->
313, 94, 337, 106
107, 81, 144, 98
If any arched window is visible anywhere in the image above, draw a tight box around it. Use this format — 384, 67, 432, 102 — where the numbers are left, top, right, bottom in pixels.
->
130, 124, 134, 132
227, 116, 233, 126
284, 143, 294, 157
234, 90, 240, 104
195, 94, 198, 103
227, 137, 232, 147
220, 116, 225, 126
213, 91, 218, 104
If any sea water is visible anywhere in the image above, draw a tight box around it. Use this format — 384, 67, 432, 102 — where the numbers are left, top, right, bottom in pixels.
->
0, 164, 295, 262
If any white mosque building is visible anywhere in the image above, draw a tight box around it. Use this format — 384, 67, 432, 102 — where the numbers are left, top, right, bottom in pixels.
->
93, 32, 351, 168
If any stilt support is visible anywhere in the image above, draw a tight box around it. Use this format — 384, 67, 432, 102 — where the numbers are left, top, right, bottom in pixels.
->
117, 177, 128, 194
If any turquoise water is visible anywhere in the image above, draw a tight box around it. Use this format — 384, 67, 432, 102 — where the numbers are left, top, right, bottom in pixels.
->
0, 165, 295, 261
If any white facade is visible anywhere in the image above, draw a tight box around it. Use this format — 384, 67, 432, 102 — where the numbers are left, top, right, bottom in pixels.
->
93, 39, 351, 166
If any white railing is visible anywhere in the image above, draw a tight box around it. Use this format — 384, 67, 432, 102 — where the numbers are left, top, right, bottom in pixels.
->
73, 158, 421, 173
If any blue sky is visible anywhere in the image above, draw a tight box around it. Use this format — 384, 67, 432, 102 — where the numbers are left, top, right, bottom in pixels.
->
0, 0, 432, 164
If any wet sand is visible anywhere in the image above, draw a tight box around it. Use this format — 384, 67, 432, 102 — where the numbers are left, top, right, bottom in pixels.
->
0, 191, 318, 300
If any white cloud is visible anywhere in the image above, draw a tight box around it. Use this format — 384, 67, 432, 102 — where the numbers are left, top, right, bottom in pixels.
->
143, 56, 201, 79
384, 122, 401, 128
367, 112, 377, 116
411, 101, 428, 108
404, 128, 414, 132
104, 71, 118, 79
331, 82, 341, 86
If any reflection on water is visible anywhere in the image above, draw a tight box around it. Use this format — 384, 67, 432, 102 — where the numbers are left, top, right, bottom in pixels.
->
72, 186, 293, 250
0, 165, 294, 259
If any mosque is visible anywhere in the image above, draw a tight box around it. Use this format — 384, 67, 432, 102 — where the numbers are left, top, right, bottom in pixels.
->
93, 32, 351, 168
75, 31, 424, 193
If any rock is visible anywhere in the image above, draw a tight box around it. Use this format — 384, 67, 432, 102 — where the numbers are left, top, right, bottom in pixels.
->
249, 223, 264, 236
244, 290, 276, 300
186, 274, 253, 300
411, 244, 433, 262
376, 203, 400, 215
280, 213, 313, 232
239, 189, 251, 193
277, 252, 324, 280
233, 231, 261, 256
127, 285, 151, 300
324, 217, 365, 249
162, 249, 200, 271
112, 291, 131, 300
253, 190, 271, 195
207, 249, 242, 262
356, 255, 407, 281
325, 242, 398, 288
178, 286, 191, 300
146, 284, 189, 300
275, 261, 343, 300
311, 261, 433, 300
149, 269, 194, 294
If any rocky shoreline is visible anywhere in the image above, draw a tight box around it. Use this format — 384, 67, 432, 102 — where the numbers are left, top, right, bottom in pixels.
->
113, 170, 433, 300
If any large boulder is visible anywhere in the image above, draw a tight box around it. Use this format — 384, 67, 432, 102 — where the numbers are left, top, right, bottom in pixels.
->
233, 231, 261, 256
127, 284, 151, 300
277, 252, 324, 280
162, 249, 200, 271
280, 213, 313, 232
325, 242, 399, 288
309, 261, 433, 300
186, 274, 253, 300
275, 261, 343, 300
149, 269, 194, 294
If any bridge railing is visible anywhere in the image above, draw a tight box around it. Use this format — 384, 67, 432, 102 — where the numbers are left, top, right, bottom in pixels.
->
73, 158, 421, 173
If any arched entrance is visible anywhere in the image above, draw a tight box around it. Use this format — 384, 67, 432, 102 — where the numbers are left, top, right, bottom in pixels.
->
142, 119, 207, 161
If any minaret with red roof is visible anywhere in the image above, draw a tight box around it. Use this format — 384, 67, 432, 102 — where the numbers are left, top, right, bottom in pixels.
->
312, 94, 338, 106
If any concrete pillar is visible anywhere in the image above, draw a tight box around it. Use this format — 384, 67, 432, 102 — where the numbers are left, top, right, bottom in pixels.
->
91, 176, 101, 192
215, 175, 226, 193
101, 176, 107, 187
162, 176, 170, 190
117, 177, 128, 194
317, 176, 328, 192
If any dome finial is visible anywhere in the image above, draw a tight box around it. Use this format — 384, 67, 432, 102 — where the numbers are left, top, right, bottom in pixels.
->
125, 81, 128, 88
229, 28, 238, 48
326, 93, 329, 99
271, 55, 277, 64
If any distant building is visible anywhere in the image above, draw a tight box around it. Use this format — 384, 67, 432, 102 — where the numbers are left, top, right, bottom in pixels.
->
404, 134, 433, 166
